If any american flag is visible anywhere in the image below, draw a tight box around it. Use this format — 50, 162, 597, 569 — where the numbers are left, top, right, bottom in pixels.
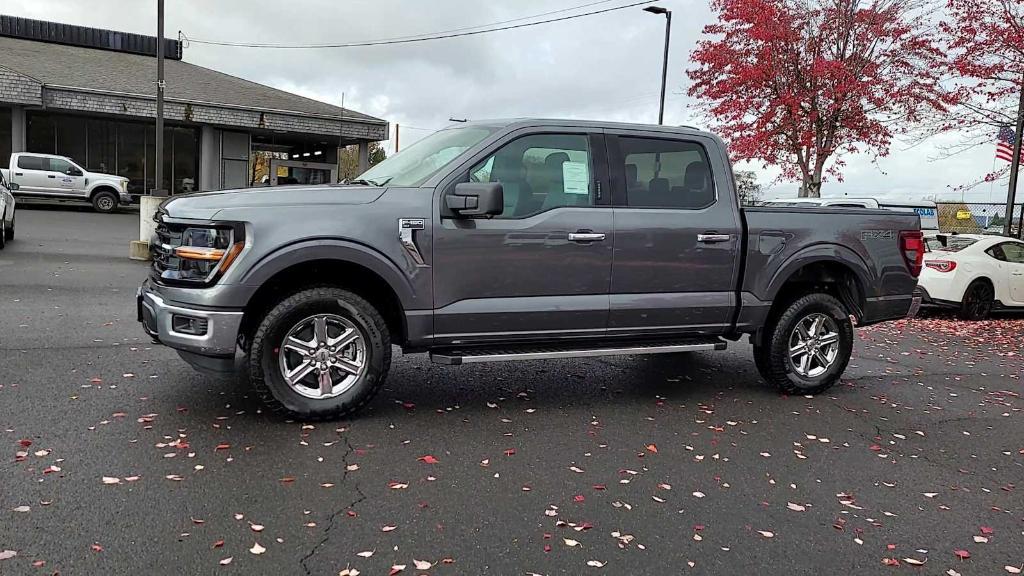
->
996, 126, 1022, 163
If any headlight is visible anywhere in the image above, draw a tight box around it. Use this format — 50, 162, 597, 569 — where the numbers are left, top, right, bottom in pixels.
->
157, 225, 244, 284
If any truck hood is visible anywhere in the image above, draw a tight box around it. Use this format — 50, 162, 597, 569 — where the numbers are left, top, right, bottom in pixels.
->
161, 185, 386, 220
87, 171, 127, 182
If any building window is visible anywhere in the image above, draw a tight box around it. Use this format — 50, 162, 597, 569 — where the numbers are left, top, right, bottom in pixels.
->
27, 113, 56, 154
55, 115, 88, 167
87, 119, 116, 174
172, 127, 198, 193
118, 123, 146, 194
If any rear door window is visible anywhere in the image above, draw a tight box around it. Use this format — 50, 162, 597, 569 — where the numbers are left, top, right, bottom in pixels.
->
17, 155, 45, 170
616, 137, 715, 209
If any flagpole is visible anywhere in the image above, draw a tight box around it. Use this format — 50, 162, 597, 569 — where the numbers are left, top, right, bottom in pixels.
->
1005, 72, 1024, 238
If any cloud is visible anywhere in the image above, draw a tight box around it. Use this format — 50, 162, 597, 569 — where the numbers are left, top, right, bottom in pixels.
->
3, 0, 1011, 202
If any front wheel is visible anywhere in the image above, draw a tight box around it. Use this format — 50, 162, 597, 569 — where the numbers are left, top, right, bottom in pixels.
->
0, 219, 5, 249
3, 211, 12, 241
249, 287, 391, 419
761, 293, 854, 395
91, 191, 118, 213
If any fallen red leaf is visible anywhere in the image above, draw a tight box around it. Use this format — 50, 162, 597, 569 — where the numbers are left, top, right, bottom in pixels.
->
279, 477, 296, 484
504, 448, 516, 456
418, 455, 440, 464
212, 540, 224, 549
573, 495, 585, 503
215, 444, 231, 451
646, 444, 658, 453
954, 550, 971, 559
980, 526, 994, 535
18, 439, 32, 448
91, 544, 103, 552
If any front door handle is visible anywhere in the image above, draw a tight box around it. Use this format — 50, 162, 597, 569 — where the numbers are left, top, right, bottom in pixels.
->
697, 233, 731, 243
14, 172, 22, 176
568, 232, 606, 243
47, 175, 56, 179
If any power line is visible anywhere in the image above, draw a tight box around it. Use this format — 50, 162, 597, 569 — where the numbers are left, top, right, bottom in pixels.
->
337, 0, 623, 44
183, 0, 659, 49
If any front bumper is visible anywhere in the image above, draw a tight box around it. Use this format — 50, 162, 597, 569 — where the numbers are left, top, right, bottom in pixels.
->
119, 191, 133, 205
137, 281, 242, 358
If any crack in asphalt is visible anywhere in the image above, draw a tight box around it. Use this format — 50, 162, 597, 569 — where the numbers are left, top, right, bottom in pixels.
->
299, 433, 366, 576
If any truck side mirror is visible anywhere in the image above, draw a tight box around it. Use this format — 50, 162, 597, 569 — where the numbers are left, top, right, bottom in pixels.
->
446, 182, 503, 217
67, 167, 83, 177
7, 182, 18, 191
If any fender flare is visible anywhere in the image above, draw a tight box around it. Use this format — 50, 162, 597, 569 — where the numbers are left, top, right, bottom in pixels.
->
764, 243, 875, 303
237, 238, 421, 310
87, 183, 121, 199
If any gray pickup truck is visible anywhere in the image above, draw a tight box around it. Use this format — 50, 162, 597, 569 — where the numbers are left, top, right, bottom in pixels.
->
138, 119, 923, 419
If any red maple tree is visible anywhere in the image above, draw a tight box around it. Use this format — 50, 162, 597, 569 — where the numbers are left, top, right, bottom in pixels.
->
687, 0, 952, 197
935, 0, 1023, 183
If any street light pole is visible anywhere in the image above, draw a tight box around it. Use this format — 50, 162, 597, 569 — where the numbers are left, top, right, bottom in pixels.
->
644, 6, 672, 125
153, 0, 167, 197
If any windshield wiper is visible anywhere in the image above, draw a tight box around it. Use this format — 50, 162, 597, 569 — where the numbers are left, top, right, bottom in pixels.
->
347, 177, 393, 187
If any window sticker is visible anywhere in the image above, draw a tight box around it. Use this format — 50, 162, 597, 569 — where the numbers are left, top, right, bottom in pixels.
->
562, 161, 589, 195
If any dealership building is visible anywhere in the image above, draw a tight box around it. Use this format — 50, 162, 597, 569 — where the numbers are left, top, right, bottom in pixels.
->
0, 15, 388, 196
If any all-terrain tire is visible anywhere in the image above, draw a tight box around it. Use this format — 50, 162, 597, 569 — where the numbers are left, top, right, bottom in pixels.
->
762, 293, 854, 395
249, 287, 391, 420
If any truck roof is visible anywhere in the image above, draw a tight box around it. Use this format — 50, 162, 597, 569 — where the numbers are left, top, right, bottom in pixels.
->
454, 118, 719, 139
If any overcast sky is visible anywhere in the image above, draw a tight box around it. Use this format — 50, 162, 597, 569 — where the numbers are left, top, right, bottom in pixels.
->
4, 0, 1013, 203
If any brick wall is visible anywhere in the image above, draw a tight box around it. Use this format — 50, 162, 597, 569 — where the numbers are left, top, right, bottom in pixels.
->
0, 67, 42, 105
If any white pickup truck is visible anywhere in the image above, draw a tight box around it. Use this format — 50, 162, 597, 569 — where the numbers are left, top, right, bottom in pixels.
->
1, 152, 132, 213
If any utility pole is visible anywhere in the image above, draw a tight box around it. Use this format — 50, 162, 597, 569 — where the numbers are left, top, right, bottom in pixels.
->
643, 6, 672, 125
1005, 73, 1024, 238
153, 0, 167, 197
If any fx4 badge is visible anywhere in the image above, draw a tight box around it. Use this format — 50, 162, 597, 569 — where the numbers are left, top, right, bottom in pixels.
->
861, 229, 895, 240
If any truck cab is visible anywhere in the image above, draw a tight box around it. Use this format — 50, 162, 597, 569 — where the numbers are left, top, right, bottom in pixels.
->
2, 152, 132, 212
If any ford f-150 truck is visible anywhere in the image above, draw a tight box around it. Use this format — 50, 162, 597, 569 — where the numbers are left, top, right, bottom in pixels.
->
2, 152, 132, 213
138, 119, 923, 419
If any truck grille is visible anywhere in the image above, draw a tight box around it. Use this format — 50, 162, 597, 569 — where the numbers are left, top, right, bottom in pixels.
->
150, 218, 184, 279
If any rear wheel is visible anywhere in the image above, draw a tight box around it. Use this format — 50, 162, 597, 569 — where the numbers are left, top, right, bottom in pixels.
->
91, 191, 118, 213
0, 219, 5, 249
958, 280, 993, 321
249, 287, 391, 420
761, 293, 854, 395
4, 210, 13, 241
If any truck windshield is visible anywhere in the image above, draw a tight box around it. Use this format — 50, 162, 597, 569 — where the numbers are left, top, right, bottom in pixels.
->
353, 126, 496, 187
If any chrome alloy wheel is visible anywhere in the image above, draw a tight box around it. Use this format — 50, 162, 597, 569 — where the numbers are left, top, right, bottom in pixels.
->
788, 313, 840, 378
278, 314, 367, 399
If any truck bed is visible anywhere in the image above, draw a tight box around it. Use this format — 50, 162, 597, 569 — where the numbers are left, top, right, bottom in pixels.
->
735, 206, 921, 332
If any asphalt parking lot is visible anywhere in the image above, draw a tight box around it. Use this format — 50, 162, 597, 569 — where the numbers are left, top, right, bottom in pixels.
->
1, 205, 1022, 575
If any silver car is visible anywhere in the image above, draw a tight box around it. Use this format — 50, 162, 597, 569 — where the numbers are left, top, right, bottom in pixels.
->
0, 169, 16, 249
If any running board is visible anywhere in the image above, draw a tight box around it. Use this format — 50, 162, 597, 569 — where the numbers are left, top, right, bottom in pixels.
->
429, 337, 726, 365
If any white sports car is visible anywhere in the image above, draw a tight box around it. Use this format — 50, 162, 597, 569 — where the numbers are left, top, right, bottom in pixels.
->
919, 234, 1024, 320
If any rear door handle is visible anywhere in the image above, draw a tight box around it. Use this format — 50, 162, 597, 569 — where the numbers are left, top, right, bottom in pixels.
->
568, 232, 606, 243
47, 175, 56, 179
14, 172, 22, 176
697, 233, 731, 243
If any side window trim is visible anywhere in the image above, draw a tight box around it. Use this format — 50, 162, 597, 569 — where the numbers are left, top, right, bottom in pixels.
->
606, 133, 719, 211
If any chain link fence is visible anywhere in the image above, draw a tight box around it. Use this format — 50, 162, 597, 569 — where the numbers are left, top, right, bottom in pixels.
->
935, 202, 1023, 236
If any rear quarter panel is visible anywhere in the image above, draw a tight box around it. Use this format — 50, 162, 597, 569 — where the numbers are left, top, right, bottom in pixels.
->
740, 207, 920, 329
